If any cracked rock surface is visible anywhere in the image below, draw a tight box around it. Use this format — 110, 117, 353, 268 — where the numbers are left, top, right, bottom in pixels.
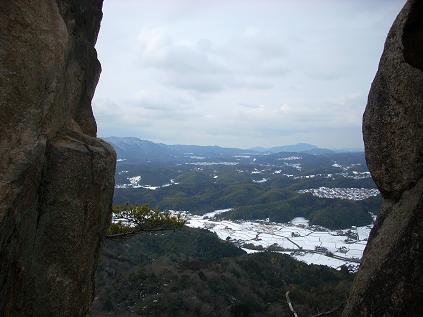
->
0, 1, 116, 316
343, 1, 423, 316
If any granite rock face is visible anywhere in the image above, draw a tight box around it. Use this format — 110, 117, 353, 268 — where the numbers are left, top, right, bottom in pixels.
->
343, 1, 423, 316
0, 1, 116, 316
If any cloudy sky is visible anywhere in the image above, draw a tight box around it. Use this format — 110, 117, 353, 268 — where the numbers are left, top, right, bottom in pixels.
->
93, 0, 405, 149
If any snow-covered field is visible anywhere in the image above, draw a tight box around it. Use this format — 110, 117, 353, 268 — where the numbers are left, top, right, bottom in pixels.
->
115, 176, 179, 190
183, 209, 372, 270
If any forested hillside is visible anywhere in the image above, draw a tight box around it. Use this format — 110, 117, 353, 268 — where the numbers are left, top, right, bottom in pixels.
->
94, 227, 354, 317
110, 137, 381, 229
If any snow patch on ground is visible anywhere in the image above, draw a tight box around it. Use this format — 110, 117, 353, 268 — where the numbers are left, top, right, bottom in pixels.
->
115, 177, 179, 190
290, 217, 309, 226
252, 178, 269, 184
201, 208, 233, 219
283, 162, 302, 170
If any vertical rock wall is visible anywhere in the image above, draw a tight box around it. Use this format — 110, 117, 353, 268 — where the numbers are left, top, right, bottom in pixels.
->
0, 1, 116, 316
343, 1, 423, 316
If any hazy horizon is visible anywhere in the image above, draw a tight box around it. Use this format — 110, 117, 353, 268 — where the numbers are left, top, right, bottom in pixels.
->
93, 0, 405, 149
103, 135, 364, 151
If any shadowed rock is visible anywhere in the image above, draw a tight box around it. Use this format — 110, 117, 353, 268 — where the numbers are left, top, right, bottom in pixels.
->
343, 1, 423, 316
0, 1, 116, 316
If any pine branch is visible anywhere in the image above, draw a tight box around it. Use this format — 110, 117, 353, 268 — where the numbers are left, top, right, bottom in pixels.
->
105, 227, 174, 240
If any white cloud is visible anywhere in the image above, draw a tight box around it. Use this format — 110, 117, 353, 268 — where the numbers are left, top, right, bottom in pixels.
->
93, 0, 406, 148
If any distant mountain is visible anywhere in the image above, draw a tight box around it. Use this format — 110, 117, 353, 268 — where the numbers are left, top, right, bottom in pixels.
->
104, 137, 361, 162
105, 137, 173, 161
269, 142, 318, 152
332, 147, 365, 153
302, 147, 335, 155
251, 143, 334, 154
104, 136, 252, 162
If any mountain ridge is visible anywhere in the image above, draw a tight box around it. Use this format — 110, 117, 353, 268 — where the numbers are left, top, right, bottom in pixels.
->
104, 136, 363, 161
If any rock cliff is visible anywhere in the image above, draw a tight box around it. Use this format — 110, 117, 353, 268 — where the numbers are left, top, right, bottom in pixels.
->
343, 0, 423, 316
0, 1, 116, 316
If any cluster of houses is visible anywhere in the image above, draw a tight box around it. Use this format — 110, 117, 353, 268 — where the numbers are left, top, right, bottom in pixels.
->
298, 187, 379, 201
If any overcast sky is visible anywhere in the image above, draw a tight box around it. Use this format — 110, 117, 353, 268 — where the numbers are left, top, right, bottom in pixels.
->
93, 0, 405, 149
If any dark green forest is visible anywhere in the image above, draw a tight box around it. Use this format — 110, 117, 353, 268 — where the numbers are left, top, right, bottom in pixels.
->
94, 227, 354, 317
95, 141, 375, 316
114, 161, 381, 229
111, 145, 381, 230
